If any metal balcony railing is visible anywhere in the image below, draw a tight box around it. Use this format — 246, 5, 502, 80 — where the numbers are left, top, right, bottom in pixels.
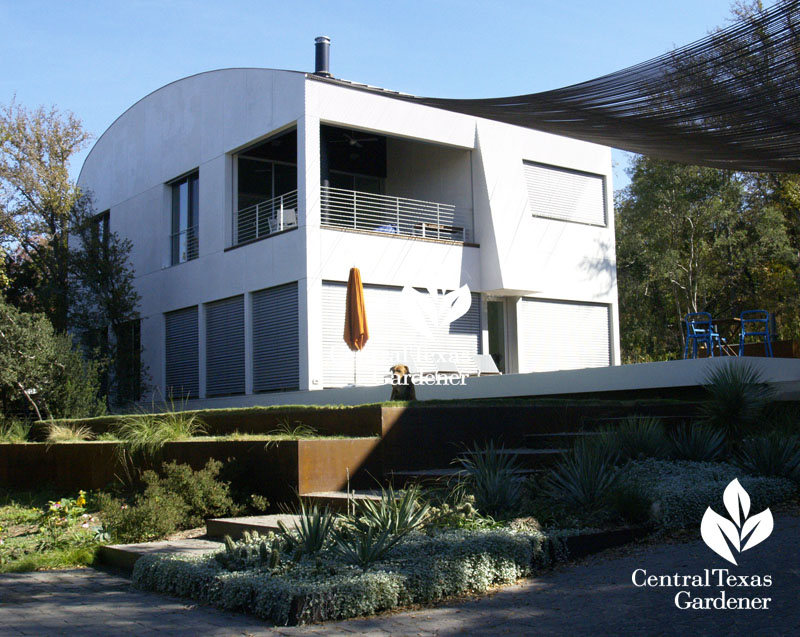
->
320, 186, 473, 243
170, 225, 198, 264
235, 190, 298, 245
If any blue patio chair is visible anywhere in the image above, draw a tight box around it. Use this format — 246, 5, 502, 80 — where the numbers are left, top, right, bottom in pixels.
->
739, 310, 773, 357
684, 312, 724, 358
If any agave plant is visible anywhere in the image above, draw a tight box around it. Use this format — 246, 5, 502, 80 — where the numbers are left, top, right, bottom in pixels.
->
353, 484, 430, 536
455, 441, 522, 518
699, 362, 774, 437
330, 524, 404, 569
670, 423, 727, 461
278, 500, 335, 555
598, 415, 670, 462
545, 438, 619, 514
735, 434, 800, 480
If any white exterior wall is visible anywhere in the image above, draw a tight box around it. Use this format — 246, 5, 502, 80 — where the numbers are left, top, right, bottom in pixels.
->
385, 139, 473, 210
78, 68, 620, 405
472, 118, 620, 366
78, 69, 308, 397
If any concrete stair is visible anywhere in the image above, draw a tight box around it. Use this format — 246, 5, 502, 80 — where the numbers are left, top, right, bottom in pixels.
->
300, 490, 383, 511
524, 431, 605, 448
99, 538, 223, 572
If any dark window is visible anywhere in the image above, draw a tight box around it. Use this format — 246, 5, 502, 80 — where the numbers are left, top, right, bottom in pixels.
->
171, 172, 199, 264
115, 319, 142, 403
93, 210, 110, 254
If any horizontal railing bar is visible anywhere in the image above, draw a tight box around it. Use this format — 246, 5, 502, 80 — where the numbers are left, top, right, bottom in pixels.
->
320, 186, 472, 243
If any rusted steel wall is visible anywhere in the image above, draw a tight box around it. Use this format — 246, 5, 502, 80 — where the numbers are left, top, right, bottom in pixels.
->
0, 438, 380, 501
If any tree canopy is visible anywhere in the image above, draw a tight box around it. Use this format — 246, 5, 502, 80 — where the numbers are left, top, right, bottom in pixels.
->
615, 155, 799, 362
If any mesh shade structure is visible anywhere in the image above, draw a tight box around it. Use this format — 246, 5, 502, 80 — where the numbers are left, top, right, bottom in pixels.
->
320, 1, 800, 173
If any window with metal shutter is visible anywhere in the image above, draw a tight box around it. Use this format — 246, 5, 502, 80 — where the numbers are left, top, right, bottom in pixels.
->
252, 283, 299, 392
523, 161, 606, 226
206, 295, 245, 396
322, 282, 481, 388
165, 306, 199, 398
517, 298, 611, 373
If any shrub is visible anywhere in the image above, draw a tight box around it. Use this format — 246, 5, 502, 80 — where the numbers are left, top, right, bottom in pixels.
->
605, 482, 653, 525
598, 415, 670, 462
455, 441, 522, 518
620, 459, 795, 530
545, 439, 619, 515
142, 459, 242, 529
699, 362, 774, 437
96, 490, 187, 543
670, 423, 727, 461
45, 421, 94, 443
735, 434, 800, 481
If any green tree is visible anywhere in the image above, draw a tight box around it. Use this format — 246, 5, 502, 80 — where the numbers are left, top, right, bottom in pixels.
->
69, 194, 145, 405
0, 295, 104, 420
615, 156, 796, 362
0, 100, 91, 332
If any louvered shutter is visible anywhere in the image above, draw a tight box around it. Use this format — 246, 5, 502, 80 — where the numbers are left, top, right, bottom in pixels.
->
206, 295, 245, 396
517, 299, 611, 372
322, 282, 481, 388
253, 283, 299, 392
523, 161, 606, 226
165, 306, 199, 398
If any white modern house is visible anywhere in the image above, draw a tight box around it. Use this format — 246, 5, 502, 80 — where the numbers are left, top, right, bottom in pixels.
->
78, 39, 620, 406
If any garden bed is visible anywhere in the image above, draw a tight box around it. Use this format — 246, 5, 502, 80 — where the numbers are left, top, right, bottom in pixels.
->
132, 528, 547, 626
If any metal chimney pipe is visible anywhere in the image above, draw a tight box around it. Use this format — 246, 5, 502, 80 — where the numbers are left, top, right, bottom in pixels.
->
314, 36, 331, 77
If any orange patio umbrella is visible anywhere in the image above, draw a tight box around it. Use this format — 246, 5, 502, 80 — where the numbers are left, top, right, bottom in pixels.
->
343, 267, 369, 351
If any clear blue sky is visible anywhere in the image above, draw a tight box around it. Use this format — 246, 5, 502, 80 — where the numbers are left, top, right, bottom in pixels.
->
0, 0, 759, 190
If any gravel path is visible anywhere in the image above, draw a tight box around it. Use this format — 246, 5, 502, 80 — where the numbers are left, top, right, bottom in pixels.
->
1, 513, 798, 636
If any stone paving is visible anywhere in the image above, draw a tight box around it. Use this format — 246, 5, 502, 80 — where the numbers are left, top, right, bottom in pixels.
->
1, 513, 798, 636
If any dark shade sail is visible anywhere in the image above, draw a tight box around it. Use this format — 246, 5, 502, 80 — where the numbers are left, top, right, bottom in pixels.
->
322, 1, 800, 173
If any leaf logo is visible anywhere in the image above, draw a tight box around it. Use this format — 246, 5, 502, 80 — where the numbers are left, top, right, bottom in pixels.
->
700, 479, 773, 566
400, 285, 472, 339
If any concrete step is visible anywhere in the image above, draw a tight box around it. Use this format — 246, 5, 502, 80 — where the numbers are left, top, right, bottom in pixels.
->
524, 431, 605, 448
98, 538, 223, 572
456, 447, 567, 469
387, 466, 543, 486
206, 514, 301, 540
300, 490, 383, 511
585, 414, 694, 427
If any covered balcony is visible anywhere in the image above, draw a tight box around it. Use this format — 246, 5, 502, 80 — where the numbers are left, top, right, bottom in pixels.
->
232, 124, 474, 246
319, 124, 474, 244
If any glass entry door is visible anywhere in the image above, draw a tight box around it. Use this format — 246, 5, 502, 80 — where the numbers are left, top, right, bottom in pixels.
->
487, 300, 507, 373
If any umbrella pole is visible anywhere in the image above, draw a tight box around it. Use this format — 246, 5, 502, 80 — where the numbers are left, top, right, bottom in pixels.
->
353, 351, 357, 385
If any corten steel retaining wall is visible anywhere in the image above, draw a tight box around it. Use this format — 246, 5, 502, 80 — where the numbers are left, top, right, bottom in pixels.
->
0, 438, 381, 501
3, 401, 714, 497
377, 402, 702, 471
